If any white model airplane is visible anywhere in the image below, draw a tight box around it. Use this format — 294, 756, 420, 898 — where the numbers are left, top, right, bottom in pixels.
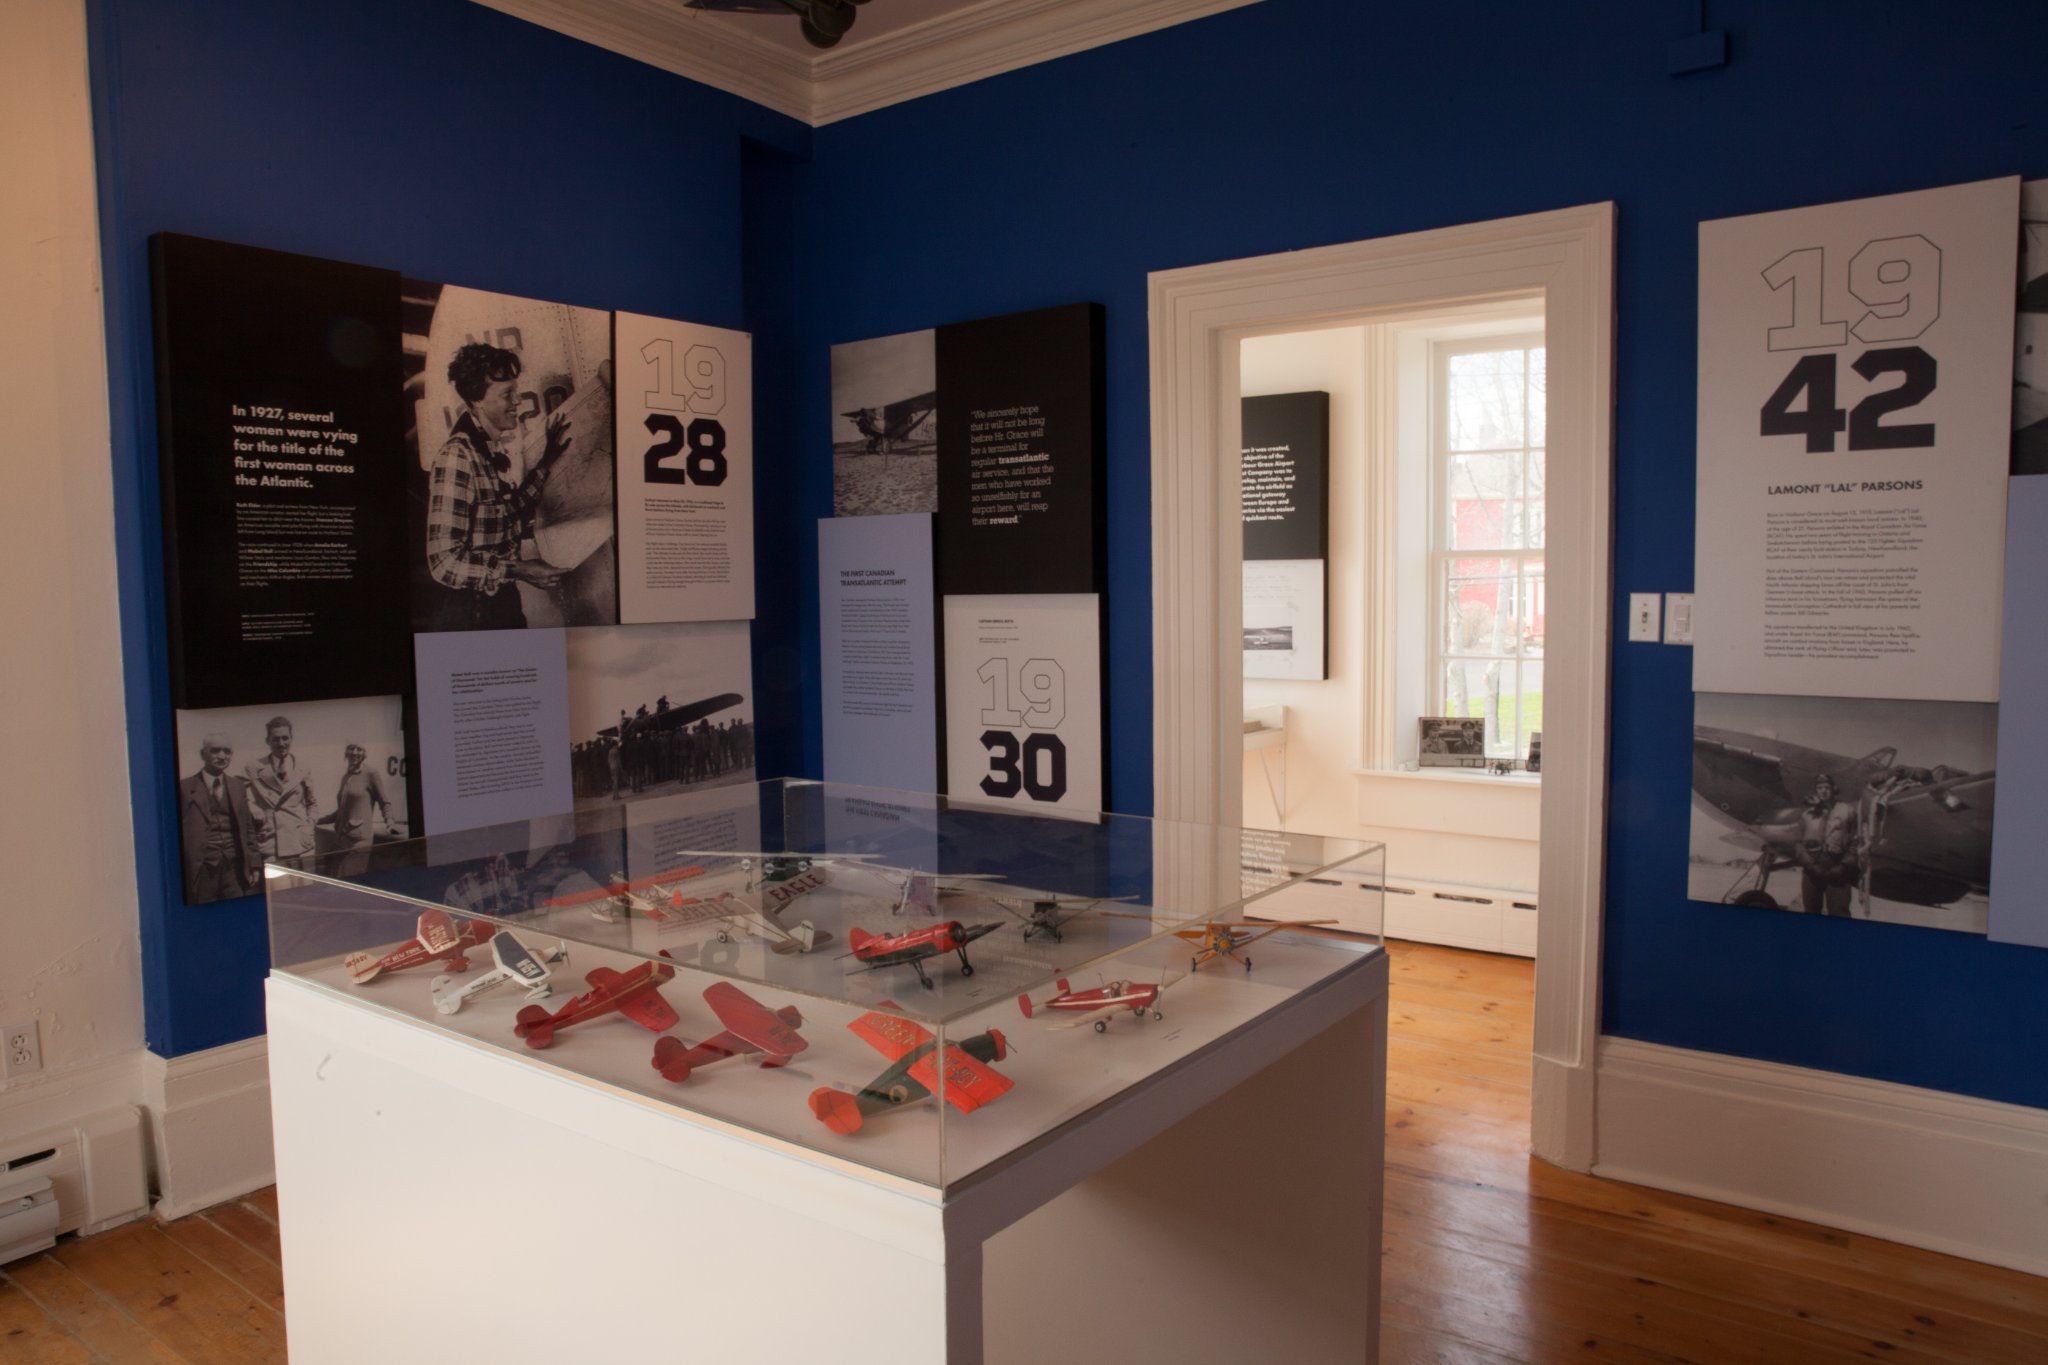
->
429, 931, 569, 1014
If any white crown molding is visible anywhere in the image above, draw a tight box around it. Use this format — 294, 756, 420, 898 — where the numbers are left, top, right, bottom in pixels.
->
475, 0, 1263, 127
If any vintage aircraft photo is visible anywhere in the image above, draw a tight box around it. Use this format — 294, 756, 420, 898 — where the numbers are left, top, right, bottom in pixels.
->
808, 1010, 1013, 1134
650, 982, 807, 1083
1692, 723, 1994, 922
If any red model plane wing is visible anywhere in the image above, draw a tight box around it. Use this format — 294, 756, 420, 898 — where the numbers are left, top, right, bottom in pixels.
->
704, 982, 806, 1058
616, 989, 680, 1033
847, 1010, 933, 1062
541, 882, 623, 908
415, 909, 459, 953
909, 1046, 1013, 1114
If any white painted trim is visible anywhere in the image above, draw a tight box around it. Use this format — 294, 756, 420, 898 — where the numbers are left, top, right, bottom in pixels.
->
473, 0, 1260, 126
1148, 204, 1615, 1171
1596, 1037, 2048, 1277
142, 1037, 276, 1221
0, 1049, 146, 1140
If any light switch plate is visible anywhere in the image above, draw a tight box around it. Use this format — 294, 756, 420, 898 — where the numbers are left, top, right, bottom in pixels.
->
1664, 593, 1695, 645
1627, 592, 1661, 643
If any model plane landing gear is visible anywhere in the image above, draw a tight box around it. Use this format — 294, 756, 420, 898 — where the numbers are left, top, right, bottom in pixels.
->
1094, 1020, 1107, 1033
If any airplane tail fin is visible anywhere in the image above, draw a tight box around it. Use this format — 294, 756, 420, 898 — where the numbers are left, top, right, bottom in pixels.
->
1017, 993, 1034, 1019
343, 952, 380, 984
793, 921, 818, 951
1055, 977, 1070, 994
847, 926, 874, 951
809, 1088, 864, 1135
514, 1005, 554, 1049
651, 1036, 691, 1083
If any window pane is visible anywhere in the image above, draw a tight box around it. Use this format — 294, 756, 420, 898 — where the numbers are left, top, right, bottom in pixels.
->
1439, 658, 1519, 759
1521, 561, 1545, 658
1514, 658, 1545, 760
1528, 346, 1547, 447
1526, 449, 1546, 548
1445, 452, 1524, 550
1446, 349, 1526, 451
1442, 557, 1517, 655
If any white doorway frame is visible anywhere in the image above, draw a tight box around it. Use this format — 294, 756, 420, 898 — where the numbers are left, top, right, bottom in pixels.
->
1147, 204, 1615, 1168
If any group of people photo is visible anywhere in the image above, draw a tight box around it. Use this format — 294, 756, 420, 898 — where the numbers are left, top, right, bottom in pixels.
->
571, 710, 756, 808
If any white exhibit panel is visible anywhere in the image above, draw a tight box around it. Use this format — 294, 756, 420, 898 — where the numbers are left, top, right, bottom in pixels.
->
613, 311, 756, 624
1989, 476, 2048, 946
413, 627, 572, 834
1695, 176, 2018, 702
1243, 559, 1326, 680
820, 513, 940, 791
943, 594, 1103, 817
264, 778, 1386, 1363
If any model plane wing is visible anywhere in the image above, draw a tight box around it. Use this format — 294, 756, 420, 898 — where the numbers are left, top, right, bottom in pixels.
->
908, 1046, 1012, 1114
847, 1010, 933, 1062
705, 982, 806, 1058
616, 990, 681, 1033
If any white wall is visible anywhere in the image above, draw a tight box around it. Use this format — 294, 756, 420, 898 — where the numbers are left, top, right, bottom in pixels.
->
0, 0, 148, 1121
1241, 327, 1539, 928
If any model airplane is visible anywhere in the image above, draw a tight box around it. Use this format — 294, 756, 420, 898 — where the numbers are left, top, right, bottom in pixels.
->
991, 890, 1141, 944
542, 865, 709, 923
344, 909, 492, 984
715, 904, 832, 955
429, 931, 568, 1015
650, 982, 808, 1082
1018, 976, 1167, 1032
846, 920, 1004, 990
1171, 918, 1336, 972
1692, 725, 1993, 912
807, 1009, 1012, 1134
875, 867, 1007, 916
513, 952, 679, 1049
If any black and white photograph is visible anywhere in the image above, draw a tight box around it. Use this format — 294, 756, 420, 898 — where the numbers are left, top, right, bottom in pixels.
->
1689, 692, 1996, 933
405, 281, 619, 634
174, 694, 411, 904
565, 621, 756, 811
1244, 625, 1295, 651
2016, 178, 2048, 476
1418, 716, 1488, 767
831, 328, 938, 516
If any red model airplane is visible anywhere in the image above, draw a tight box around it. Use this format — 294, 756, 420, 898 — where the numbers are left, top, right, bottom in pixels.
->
651, 982, 808, 1082
345, 909, 492, 984
846, 920, 1004, 990
808, 1010, 1013, 1134
1018, 976, 1166, 1032
542, 865, 709, 923
513, 952, 679, 1049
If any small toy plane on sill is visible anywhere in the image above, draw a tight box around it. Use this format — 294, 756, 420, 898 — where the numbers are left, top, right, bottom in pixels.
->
650, 982, 808, 1082
513, 952, 679, 1050
1017, 976, 1168, 1032
845, 920, 1005, 990
429, 930, 568, 1015
808, 1010, 1013, 1135
344, 909, 492, 984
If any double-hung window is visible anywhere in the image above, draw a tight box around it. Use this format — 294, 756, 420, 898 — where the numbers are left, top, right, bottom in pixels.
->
1432, 336, 1545, 762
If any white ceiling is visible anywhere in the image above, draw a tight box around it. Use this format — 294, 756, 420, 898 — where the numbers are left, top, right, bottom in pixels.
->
476, 0, 1263, 125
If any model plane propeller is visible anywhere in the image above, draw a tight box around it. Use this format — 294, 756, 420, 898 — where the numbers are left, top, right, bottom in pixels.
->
344, 909, 492, 985
650, 982, 808, 1083
845, 920, 1004, 990
1018, 973, 1178, 1033
513, 952, 679, 1050
807, 1009, 1013, 1135
429, 931, 568, 1015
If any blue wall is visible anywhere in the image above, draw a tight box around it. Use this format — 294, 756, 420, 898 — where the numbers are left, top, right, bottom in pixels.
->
86, 0, 807, 1056
93, 0, 2048, 1108
783, 0, 2048, 1108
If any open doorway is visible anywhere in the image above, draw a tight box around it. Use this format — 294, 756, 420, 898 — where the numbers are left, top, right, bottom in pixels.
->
1147, 204, 1613, 1169
1240, 301, 1544, 957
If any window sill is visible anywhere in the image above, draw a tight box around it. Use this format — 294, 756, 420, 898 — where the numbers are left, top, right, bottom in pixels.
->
1349, 766, 1542, 788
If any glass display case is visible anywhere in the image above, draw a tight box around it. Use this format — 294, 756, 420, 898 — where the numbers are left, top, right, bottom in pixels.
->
266, 778, 1384, 1191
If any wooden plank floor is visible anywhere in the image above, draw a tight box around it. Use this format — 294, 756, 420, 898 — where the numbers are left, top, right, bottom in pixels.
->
4, 941, 2045, 1362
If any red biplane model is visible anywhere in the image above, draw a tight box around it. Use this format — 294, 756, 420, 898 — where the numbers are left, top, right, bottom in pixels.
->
808, 1010, 1012, 1134
1018, 976, 1166, 1032
846, 920, 1004, 990
513, 953, 679, 1049
345, 909, 492, 984
651, 982, 808, 1082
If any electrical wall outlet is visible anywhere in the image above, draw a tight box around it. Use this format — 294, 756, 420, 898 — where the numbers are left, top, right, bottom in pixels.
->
3, 1021, 41, 1079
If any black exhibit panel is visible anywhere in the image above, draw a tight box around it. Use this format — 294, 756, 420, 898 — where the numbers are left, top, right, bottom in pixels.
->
1241, 392, 1330, 562
935, 303, 1106, 595
152, 233, 409, 708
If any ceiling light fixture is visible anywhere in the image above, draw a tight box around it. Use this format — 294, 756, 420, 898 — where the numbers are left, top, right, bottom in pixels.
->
683, 0, 869, 50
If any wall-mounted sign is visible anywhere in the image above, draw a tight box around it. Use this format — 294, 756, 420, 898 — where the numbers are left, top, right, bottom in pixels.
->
1242, 391, 1329, 680
943, 593, 1103, 818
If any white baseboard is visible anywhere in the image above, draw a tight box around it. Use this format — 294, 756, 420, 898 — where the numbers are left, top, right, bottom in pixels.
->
1595, 1037, 2048, 1276
142, 1037, 274, 1221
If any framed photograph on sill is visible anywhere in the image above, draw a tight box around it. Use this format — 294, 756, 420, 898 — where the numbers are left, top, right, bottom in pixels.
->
1418, 716, 1487, 768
